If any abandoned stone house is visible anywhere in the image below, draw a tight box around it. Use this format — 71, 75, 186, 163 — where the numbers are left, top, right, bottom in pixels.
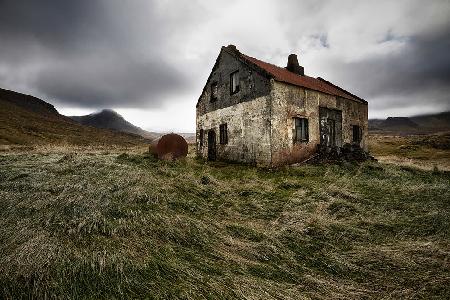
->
196, 45, 368, 166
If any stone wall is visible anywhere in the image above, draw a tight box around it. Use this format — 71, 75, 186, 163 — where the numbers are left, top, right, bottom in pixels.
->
196, 49, 271, 116
269, 81, 368, 166
269, 81, 320, 166
195, 48, 368, 167
196, 95, 272, 166
339, 96, 369, 151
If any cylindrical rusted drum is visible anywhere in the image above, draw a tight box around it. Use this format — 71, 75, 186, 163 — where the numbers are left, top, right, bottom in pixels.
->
150, 133, 188, 160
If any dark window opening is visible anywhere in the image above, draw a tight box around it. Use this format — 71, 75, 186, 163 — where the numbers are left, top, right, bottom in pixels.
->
230, 71, 240, 94
352, 125, 362, 143
210, 82, 218, 102
199, 129, 204, 147
219, 123, 228, 144
293, 117, 309, 143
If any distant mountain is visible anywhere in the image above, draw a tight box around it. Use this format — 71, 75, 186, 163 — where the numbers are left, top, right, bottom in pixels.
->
369, 111, 450, 133
177, 133, 196, 144
411, 111, 450, 130
70, 109, 160, 141
0, 87, 149, 146
381, 117, 419, 131
368, 119, 385, 131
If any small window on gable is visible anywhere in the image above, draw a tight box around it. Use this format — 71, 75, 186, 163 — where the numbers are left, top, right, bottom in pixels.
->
352, 125, 362, 143
293, 117, 309, 143
199, 129, 204, 147
230, 71, 240, 94
210, 82, 218, 102
219, 123, 228, 144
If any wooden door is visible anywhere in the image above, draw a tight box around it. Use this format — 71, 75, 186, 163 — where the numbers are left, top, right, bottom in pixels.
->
319, 107, 342, 148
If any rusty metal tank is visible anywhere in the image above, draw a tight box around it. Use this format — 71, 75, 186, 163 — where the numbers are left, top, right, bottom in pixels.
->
149, 133, 188, 160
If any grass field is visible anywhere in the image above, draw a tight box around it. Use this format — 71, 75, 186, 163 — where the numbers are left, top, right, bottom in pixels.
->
1, 144, 449, 299
369, 132, 450, 171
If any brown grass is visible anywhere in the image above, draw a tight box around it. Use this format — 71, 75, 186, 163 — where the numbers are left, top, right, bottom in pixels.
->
369, 132, 450, 170
1, 145, 449, 299
0, 99, 149, 146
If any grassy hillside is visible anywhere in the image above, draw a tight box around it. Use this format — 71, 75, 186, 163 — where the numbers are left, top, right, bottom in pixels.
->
1, 146, 449, 299
369, 132, 450, 170
0, 97, 149, 146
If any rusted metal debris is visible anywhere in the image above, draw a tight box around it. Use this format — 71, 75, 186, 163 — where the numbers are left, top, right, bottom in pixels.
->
149, 133, 188, 161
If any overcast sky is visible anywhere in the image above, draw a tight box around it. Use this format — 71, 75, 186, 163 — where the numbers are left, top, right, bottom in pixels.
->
1, 0, 449, 132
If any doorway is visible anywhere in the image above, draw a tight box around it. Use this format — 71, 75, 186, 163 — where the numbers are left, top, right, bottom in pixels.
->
207, 130, 216, 161
319, 107, 342, 148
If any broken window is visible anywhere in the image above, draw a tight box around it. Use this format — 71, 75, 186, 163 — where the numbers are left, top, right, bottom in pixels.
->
293, 117, 309, 143
230, 71, 240, 94
219, 123, 228, 144
210, 82, 218, 102
199, 129, 204, 147
352, 125, 362, 143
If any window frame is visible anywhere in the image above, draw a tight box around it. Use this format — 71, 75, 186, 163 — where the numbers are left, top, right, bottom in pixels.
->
219, 123, 228, 145
293, 117, 309, 143
352, 125, 362, 143
230, 70, 240, 95
210, 81, 218, 102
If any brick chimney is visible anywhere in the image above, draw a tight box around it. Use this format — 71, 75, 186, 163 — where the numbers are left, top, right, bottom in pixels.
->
226, 44, 238, 52
286, 54, 304, 76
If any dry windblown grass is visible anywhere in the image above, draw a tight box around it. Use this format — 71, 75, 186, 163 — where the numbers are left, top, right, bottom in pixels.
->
0, 146, 449, 299
369, 132, 450, 171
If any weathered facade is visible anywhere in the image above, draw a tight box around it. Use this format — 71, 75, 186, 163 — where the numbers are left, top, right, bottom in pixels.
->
196, 45, 368, 167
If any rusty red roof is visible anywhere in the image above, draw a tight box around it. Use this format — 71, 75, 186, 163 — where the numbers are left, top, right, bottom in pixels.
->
240, 53, 365, 102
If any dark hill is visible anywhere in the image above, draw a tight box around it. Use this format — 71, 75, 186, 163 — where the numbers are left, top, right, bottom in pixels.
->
368, 119, 386, 131
382, 117, 419, 130
411, 111, 450, 130
369, 111, 450, 133
0, 87, 149, 146
0, 88, 58, 116
70, 109, 159, 140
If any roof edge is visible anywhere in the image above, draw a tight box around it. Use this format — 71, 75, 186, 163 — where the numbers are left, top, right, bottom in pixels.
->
316, 77, 367, 104
196, 45, 368, 108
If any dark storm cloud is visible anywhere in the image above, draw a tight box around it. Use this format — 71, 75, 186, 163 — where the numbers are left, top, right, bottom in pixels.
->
0, 0, 112, 64
1, 0, 449, 119
34, 56, 185, 108
328, 27, 450, 110
276, 0, 450, 116
0, 0, 191, 108
0, 1, 102, 51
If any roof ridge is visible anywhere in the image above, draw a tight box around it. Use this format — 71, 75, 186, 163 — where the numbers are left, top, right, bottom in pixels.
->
316, 77, 365, 102
239, 50, 365, 103
241, 53, 281, 70
197, 45, 367, 107
242, 53, 316, 78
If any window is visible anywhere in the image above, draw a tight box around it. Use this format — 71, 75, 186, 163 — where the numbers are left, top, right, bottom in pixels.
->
352, 125, 362, 143
293, 117, 309, 143
219, 123, 228, 144
230, 71, 240, 94
199, 129, 204, 147
210, 82, 218, 102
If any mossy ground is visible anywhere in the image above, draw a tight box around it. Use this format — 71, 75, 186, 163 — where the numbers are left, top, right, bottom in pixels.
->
1, 146, 449, 299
